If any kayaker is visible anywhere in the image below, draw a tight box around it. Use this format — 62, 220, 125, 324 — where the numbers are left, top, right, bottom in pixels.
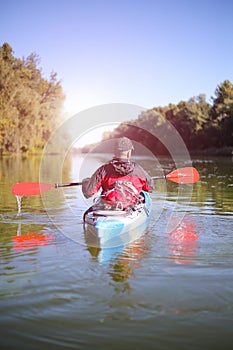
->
82, 137, 154, 210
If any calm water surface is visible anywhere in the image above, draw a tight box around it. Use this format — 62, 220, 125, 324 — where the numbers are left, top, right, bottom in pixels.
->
0, 154, 233, 350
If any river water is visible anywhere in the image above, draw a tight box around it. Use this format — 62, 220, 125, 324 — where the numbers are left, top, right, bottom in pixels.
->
0, 154, 233, 350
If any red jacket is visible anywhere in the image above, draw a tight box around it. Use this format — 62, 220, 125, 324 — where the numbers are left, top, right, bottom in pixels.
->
82, 158, 154, 202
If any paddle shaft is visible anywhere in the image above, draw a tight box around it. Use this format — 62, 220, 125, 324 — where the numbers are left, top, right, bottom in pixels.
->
152, 175, 165, 180
55, 182, 83, 188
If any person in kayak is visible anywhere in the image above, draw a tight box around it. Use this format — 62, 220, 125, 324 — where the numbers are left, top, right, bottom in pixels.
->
82, 137, 154, 210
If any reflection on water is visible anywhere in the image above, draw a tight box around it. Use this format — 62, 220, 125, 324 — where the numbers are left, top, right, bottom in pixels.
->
85, 227, 150, 285
109, 235, 149, 284
12, 224, 55, 252
0, 155, 233, 350
168, 216, 199, 265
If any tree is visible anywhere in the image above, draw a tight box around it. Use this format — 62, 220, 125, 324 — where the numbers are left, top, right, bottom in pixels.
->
209, 80, 233, 147
0, 43, 65, 154
80, 81, 232, 154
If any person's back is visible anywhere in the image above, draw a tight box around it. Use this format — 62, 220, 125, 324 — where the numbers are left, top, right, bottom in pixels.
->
82, 137, 154, 209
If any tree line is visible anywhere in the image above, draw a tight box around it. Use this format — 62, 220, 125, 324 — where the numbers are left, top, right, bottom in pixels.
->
1, 42, 232, 156
0, 43, 65, 154
99, 80, 233, 156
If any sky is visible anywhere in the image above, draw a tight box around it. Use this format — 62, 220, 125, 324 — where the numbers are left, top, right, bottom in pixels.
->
1, 0, 233, 117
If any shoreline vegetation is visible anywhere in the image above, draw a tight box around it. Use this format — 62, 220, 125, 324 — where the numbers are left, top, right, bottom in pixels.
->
190, 146, 233, 157
1, 43, 233, 157
2, 146, 232, 158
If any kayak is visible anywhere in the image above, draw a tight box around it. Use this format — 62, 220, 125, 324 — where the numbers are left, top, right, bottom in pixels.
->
83, 191, 152, 251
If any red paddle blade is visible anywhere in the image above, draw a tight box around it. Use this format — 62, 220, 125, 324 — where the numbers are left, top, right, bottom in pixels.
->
12, 182, 55, 196
166, 167, 200, 184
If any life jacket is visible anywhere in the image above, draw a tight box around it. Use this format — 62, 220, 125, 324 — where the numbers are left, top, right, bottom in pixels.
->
101, 180, 141, 209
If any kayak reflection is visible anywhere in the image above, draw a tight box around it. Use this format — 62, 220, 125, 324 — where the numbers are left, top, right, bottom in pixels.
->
109, 236, 149, 283
84, 226, 150, 282
168, 216, 199, 265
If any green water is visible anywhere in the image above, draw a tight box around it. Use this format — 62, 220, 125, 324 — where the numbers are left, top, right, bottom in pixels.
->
0, 154, 233, 350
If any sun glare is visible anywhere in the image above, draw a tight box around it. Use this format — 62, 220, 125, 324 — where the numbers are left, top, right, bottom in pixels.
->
73, 123, 119, 148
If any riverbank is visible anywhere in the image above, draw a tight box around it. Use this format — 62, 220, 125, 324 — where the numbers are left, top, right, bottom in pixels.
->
1, 146, 233, 158
190, 146, 233, 157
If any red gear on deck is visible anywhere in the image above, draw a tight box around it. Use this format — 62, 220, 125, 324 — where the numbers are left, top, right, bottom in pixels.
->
82, 157, 154, 208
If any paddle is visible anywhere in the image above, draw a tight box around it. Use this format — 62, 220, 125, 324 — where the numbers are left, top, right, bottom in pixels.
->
152, 167, 200, 184
12, 167, 199, 197
12, 182, 83, 196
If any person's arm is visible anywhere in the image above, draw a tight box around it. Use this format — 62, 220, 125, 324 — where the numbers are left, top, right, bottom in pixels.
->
82, 166, 104, 198
145, 170, 154, 192
135, 163, 154, 192
142, 174, 154, 192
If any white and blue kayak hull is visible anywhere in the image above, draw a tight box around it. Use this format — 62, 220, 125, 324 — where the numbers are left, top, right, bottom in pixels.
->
84, 191, 152, 250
